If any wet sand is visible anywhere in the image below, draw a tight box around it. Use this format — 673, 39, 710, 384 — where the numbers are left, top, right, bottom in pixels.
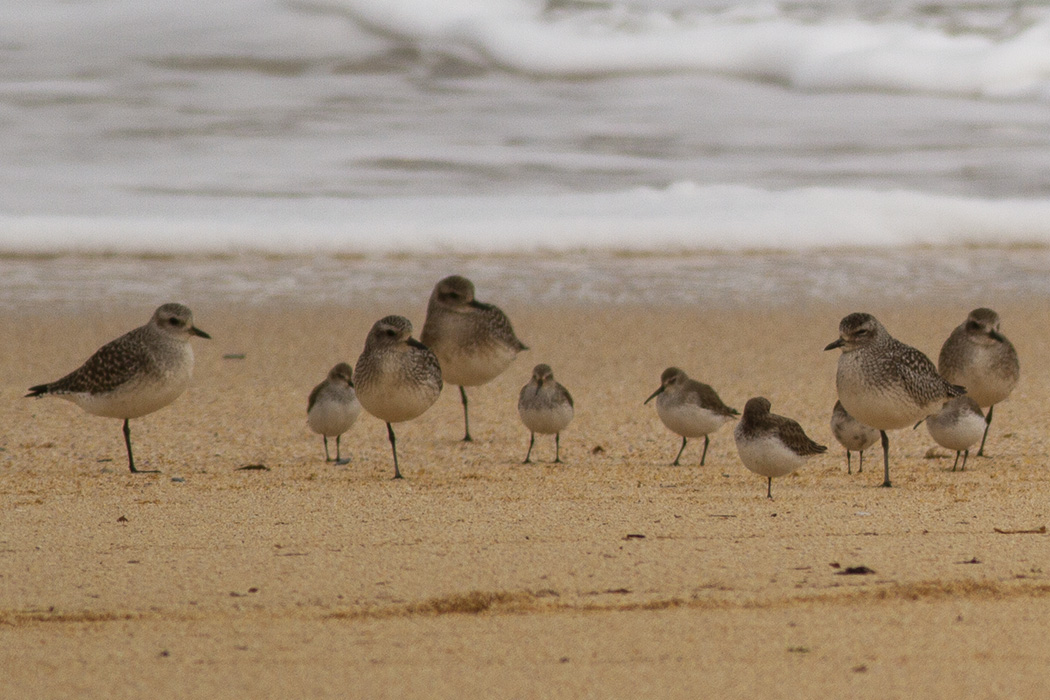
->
2, 295, 1049, 697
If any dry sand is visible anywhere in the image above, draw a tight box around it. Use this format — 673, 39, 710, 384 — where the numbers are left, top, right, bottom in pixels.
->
2, 295, 1050, 698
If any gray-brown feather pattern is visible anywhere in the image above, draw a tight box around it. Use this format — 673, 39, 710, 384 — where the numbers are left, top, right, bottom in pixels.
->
29, 327, 155, 396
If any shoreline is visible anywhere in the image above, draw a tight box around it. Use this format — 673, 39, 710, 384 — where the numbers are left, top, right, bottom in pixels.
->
2, 294, 1048, 697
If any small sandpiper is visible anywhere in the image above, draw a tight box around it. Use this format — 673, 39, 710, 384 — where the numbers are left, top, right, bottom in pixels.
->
353, 315, 442, 479
421, 275, 527, 442
938, 308, 1019, 456
307, 362, 362, 464
644, 367, 738, 466
25, 303, 210, 473
922, 396, 986, 472
517, 364, 574, 464
733, 397, 826, 499
825, 312, 964, 488
830, 400, 879, 475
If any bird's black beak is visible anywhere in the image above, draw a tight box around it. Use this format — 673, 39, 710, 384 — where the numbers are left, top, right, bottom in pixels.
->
192, 327, 211, 339
824, 339, 843, 351
644, 386, 664, 404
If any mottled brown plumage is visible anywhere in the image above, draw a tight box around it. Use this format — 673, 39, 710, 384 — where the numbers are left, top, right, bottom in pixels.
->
25, 303, 210, 473
354, 315, 442, 479
826, 312, 963, 487
938, 308, 1019, 456
421, 275, 527, 441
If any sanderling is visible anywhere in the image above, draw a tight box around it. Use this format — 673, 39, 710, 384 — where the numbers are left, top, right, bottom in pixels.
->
830, 399, 879, 475
307, 362, 362, 464
421, 275, 527, 442
733, 397, 826, 499
825, 312, 964, 487
353, 315, 442, 479
938, 308, 1019, 456
922, 396, 986, 472
25, 303, 210, 473
644, 367, 738, 466
517, 363, 574, 464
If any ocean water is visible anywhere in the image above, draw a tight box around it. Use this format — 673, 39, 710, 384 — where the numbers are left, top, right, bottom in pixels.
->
3, 0, 1050, 306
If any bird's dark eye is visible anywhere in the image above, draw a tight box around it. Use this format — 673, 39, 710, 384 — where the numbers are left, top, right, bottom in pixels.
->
169, 318, 181, 326
384, 329, 397, 337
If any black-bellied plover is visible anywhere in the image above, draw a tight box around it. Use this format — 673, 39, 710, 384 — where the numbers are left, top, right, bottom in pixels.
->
825, 312, 964, 488
938, 308, 1020, 457
354, 315, 442, 479
830, 400, 879, 475
733, 397, 826, 499
25, 303, 210, 473
421, 275, 527, 442
644, 367, 738, 466
307, 362, 362, 464
517, 364, 574, 464
922, 396, 986, 472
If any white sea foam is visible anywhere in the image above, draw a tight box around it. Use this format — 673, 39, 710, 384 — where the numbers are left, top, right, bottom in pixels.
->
326, 0, 1050, 97
3, 1, 1050, 257
2, 184, 1049, 255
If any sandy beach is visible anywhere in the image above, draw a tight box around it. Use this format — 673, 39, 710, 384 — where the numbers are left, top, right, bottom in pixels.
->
2, 277, 1049, 698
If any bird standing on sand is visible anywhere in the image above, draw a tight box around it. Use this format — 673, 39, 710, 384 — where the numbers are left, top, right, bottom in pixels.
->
25, 303, 210, 473
307, 362, 362, 464
733, 397, 826, 499
825, 312, 964, 488
421, 275, 527, 442
354, 315, 442, 479
938, 308, 1019, 457
645, 367, 738, 466
517, 364, 574, 464
830, 400, 879, 475
922, 396, 986, 472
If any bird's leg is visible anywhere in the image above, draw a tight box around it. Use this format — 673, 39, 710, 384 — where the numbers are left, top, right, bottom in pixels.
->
766, 476, 773, 499
323, 436, 332, 462
387, 422, 402, 479
523, 432, 535, 464
554, 433, 562, 463
672, 436, 687, 466
459, 386, 472, 442
335, 435, 350, 465
977, 404, 994, 457
124, 419, 158, 474
699, 435, 710, 466
880, 430, 891, 487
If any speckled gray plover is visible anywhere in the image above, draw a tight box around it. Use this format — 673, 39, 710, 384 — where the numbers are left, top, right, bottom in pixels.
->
922, 395, 986, 472
830, 400, 879, 475
307, 362, 362, 464
25, 303, 210, 473
938, 308, 1019, 457
645, 367, 738, 466
421, 275, 527, 442
517, 364, 574, 464
354, 316, 442, 479
733, 397, 826, 499
825, 312, 964, 488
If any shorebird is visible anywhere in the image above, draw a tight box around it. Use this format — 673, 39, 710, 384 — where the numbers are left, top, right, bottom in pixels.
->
25, 303, 210, 473
354, 315, 442, 479
421, 275, 527, 442
825, 312, 964, 487
830, 399, 879, 475
922, 396, 986, 472
307, 362, 362, 464
644, 367, 738, 466
733, 397, 826, 499
517, 364, 574, 464
938, 308, 1019, 456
